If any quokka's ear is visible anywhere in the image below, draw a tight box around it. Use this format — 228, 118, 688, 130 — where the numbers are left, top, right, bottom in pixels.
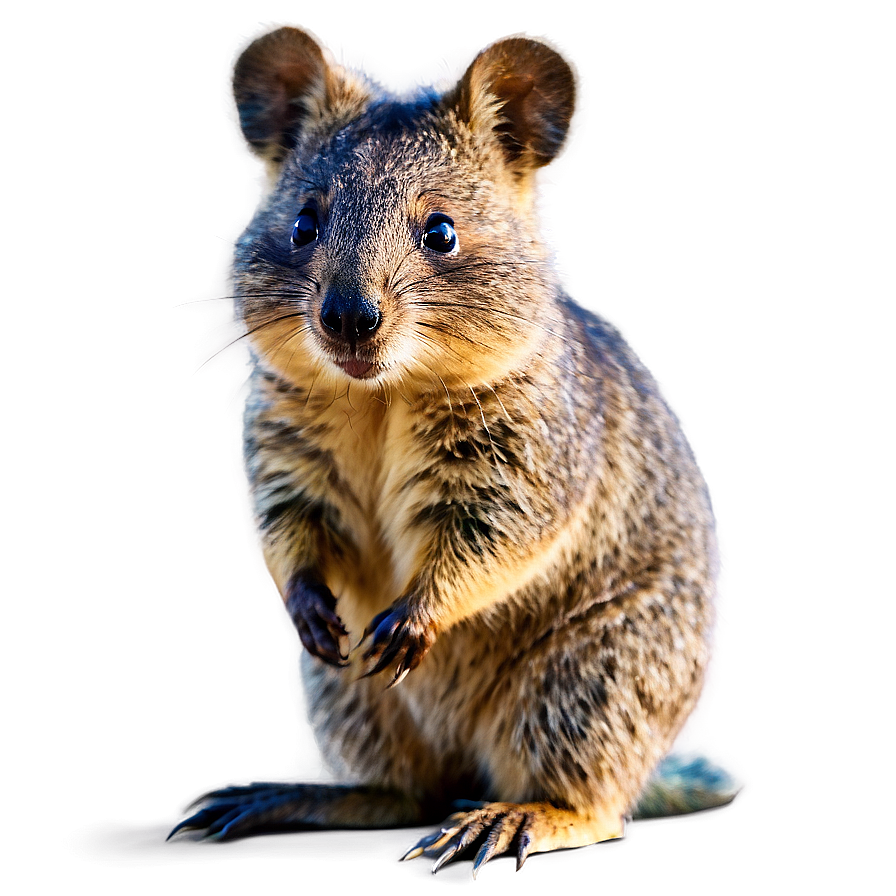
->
232, 27, 330, 163
451, 37, 576, 173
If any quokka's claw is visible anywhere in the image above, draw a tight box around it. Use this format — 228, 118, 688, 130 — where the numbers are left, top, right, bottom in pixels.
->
387, 666, 411, 688
401, 804, 538, 877
167, 805, 232, 841
471, 818, 507, 878
286, 574, 349, 667
206, 804, 259, 840
357, 603, 433, 685
165, 821, 195, 843
402, 828, 458, 862
168, 783, 332, 842
430, 839, 462, 873
399, 827, 450, 861
180, 781, 289, 814
516, 822, 533, 871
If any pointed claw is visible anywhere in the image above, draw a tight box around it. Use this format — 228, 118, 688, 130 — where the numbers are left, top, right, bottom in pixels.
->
471, 818, 505, 878
400, 828, 448, 861
387, 666, 410, 689
286, 575, 349, 666
431, 844, 460, 874
459, 821, 486, 852
203, 807, 243, 838
399, 642, 424, 675
515, 819, 533, 872
167, 805, 233, 840
183, 782, 282, 812
421, 826, 460, 857
361, 641, 403, 678
471, 860, 484, 879
402, 828, 460, 862
166, 819, 191, 841
183, 792, 215, 813
211, 814, 254, 842
363, 612, 402, 658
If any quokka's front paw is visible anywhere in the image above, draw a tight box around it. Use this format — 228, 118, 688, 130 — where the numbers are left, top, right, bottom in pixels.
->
358, 600, 435, 687
285, 572, 349, 666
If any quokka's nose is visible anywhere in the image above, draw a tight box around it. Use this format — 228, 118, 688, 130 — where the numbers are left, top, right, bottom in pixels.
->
320, 291, 381, 342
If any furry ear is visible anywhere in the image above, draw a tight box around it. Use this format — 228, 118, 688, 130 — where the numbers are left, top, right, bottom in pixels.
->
232, 27, 329, 163
452, 37, 576, 173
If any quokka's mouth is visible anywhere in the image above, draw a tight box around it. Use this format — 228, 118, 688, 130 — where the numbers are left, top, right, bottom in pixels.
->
336, 357, 376, 379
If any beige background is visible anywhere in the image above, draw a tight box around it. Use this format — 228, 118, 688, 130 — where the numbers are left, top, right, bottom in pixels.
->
3, 1, 892, 892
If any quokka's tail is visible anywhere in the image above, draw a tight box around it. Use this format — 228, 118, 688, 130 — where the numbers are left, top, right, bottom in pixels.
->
632, 754, 740, 819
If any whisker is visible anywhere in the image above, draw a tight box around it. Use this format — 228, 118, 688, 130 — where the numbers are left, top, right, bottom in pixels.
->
304, 370, 320, 408
413, 328, 476, 367
176, 289, 315, 309
342, 392, 361, 437
468, 384, 508, 483
405, 337, 458, 421
415, 321, 496, 354
393, 259, 543, 296
483, 381, 512, 424
197, 311, 309, 370
198, 227, 239, 249
345, 381, 359, 414
387, 246, 421, 294
390, 368, 414, 407
281, 322, 316, 373
227, 215, 252, 233
407, 300, 568, 344
175, 296, 236, 308
205, 318, 236, 343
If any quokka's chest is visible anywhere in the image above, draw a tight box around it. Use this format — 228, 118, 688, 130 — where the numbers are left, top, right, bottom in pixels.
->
293, 398, 439, 624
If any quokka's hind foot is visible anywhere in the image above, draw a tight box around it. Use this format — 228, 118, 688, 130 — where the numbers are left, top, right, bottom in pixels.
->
167, 782, 426, 842
400, 800, 625, 876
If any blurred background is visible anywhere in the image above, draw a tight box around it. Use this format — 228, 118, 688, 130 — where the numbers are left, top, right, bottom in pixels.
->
2, 1, 893, 892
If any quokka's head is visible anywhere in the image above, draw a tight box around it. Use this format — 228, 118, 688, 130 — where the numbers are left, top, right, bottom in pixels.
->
231, 28, 575, 393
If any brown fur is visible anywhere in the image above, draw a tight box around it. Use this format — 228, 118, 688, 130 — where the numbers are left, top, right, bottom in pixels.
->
170, 27, 731, 872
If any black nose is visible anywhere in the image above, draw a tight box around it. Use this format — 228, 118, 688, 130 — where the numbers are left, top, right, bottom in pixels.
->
320, 291, 381, 343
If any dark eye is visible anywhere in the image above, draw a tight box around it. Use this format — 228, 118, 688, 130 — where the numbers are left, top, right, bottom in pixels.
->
422, 214, 457, 254
291, 207, 319, 247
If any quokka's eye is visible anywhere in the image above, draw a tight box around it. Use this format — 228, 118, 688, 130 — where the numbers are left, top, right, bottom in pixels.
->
422, 214, 457, 254
291, 208, 319, 247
